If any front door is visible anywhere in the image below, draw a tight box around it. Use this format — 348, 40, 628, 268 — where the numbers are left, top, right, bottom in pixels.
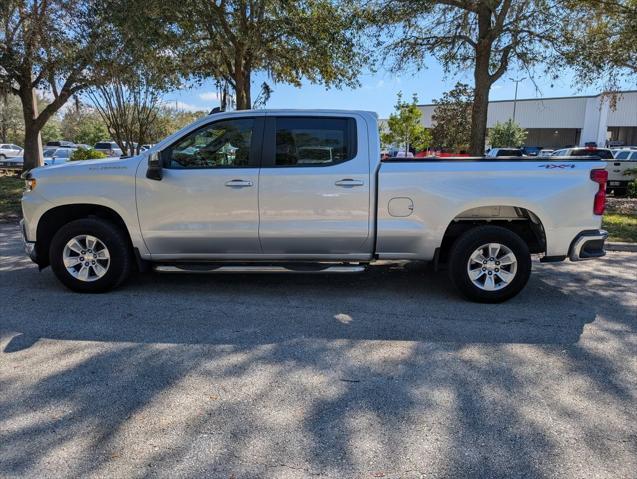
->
136, 116, 263, 259
258, 115, 371, 257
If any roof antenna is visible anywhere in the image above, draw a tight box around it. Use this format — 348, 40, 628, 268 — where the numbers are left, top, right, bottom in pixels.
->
209, 107, 224, 115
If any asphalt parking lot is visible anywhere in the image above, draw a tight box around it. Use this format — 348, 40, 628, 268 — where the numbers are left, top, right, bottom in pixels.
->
1, 222, 636, 478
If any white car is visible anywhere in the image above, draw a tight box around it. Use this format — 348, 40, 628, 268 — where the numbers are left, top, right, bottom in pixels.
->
0, 143, 23, 160
21, 109, 608, 302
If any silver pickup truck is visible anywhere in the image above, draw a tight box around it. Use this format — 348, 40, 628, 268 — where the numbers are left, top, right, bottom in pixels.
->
21, 109, 608, 302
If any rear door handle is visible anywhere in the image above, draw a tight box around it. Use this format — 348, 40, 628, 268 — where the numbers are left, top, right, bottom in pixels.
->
225, 179, 253, 187
335, 179, 364, 187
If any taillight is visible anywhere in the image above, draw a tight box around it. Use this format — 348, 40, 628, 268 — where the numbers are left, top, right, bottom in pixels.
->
590, 169, 607, 215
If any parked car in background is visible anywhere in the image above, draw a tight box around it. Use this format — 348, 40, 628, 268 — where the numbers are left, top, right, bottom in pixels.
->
486, 148, 524, 157
539, 149, 554, 156
0, 143, 23, 159
93, 141, 123, 157
45, 140, 75, 148
0, 155, 23, 173
551, 147, 614, 160
607, 149, 637, 196
43, 148, 77, 166
521, 146, 542, 157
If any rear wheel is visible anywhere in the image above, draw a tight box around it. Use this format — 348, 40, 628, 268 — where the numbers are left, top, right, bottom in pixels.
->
49, 218, 132, 293
448, 226, 532, 303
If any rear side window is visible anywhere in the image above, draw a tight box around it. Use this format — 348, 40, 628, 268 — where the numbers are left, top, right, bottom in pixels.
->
629, 152, 637, 161
274, 117, 356, 166
615, 151, 630, 160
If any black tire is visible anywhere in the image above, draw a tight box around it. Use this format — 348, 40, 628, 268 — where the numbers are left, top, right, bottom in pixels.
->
49, 218, 132, 293
448, 225, 532, 303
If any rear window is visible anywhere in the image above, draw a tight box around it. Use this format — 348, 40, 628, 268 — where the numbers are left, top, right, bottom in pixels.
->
94, 142, 115, 149
569, 148, 614, 159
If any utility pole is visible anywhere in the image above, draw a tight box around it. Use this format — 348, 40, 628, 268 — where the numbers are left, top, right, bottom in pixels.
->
509, 77, 525, 123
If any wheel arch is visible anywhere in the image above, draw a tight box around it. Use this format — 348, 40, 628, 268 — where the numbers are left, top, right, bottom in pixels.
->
437, 205, 547, 264
35, 204, 134, 268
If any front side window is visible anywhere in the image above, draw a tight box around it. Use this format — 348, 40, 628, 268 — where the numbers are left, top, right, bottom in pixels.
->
274, 117, 355, 166
166, 119, 254, 169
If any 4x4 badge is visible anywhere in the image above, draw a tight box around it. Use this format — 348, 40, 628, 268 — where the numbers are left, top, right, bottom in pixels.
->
539, 164, 575, 169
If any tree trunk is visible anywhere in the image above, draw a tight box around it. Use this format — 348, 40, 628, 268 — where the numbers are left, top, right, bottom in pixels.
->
234, 69, 251, 110
20, 87, 43, 172
470, 6, 493, 156
470, 61, 490, 156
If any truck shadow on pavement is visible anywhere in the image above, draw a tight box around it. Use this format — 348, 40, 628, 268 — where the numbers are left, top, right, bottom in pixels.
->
1, 224, 636, 478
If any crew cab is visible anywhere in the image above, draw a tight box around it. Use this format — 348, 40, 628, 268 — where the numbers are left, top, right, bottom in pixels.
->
21, 110, 609, 302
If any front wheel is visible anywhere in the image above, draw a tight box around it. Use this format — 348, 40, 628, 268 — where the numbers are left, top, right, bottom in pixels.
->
448, 226, 532, 303
49, 218, 132, 293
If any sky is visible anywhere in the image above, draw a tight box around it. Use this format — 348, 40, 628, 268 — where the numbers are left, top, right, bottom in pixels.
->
161, 59, 606, 119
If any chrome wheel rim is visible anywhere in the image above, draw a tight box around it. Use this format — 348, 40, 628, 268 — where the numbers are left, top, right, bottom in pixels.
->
62, 235, 110, 282
467, 243, 517, 291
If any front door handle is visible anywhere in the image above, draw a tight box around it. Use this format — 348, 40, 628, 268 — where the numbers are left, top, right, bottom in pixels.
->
225, 179, 253, 187
335, 179, 364, 187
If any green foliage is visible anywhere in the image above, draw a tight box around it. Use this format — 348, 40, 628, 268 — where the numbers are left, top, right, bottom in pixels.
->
70, 149, 108, 161
560, 0, 637, 91
431, 83, 473, 152
40, 120, 63, 144
382, 92, 431, 153
61, 103, 110, 146
0, 176, 23, 220
162, 0, 368, 109
488, 120, 528, 148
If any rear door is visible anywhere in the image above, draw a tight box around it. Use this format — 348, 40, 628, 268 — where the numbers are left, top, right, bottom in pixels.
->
258, 114, 371, 257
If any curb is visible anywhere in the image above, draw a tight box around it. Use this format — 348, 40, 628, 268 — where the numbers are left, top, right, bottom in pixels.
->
606, 242, 637, 252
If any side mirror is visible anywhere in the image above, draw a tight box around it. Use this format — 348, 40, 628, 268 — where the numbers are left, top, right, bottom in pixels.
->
146, 152, 163, 180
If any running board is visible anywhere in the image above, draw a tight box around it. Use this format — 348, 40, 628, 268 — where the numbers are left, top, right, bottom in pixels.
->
153, 264, 366, 274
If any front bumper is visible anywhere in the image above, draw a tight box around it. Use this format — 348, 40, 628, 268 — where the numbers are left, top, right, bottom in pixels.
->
569, 229, 608, 261
20, 219, 38, 263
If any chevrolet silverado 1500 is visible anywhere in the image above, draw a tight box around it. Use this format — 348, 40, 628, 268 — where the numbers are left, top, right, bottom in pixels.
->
21, 110, 609, 302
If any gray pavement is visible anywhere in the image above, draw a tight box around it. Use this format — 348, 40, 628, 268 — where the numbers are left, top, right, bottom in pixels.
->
1, 222, 636, 478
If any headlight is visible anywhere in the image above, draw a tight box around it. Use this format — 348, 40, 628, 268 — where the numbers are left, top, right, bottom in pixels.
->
25, 178, 37, 191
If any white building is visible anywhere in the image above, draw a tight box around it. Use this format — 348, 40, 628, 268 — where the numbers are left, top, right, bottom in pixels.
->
417, 90, 637, 148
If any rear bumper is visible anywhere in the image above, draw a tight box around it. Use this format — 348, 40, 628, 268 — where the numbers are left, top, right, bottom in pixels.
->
569, 229, 608, 261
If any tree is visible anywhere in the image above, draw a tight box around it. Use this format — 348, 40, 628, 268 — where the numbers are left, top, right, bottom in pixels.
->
376, 0, 558, 155
61, 101, 109, 146
430, 83, 473, 152
164, 0, 367, 109
488, 119, 527, 148
88, 79, 163, 156
559, 0, 637, 92
382, 92, 431, 154
0, 0, 122, 170
0, 90, 23, 144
